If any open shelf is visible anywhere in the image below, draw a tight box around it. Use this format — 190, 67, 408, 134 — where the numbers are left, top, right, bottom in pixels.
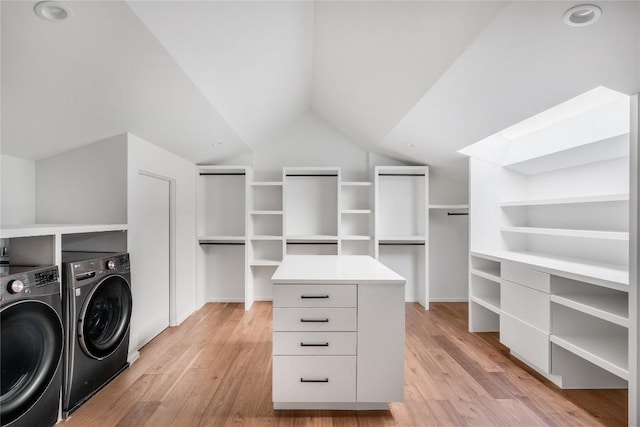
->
470, 295, 500, 315
550, 334, 628, 380
471, 250, 628, 290
551, 294, 628, 328
501, 226, 628, 241
250, 259, 281, 267
250, 181, 283, 186
286, 235, 338, 243
341, 181, 371, 187
378, 236, 426, 244
341, 209, 372, 214
198, 235, 245, 244
341, 235, 371, 241
501, 193, 629, 207
250, 235, 283, 241
470, 266, 500, 283
250, 210, 283, 215
429, 204, 469, 209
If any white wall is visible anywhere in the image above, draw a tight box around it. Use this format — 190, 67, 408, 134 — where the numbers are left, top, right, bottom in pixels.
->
0, 154, 36, 225
127, 134, 197, 354
35, 134, 128, 224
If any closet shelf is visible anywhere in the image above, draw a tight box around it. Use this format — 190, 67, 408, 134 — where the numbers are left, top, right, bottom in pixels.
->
341, 235, 372, 241
501, 193, 629, 207
470, 267, 500, 283
550, 334, 628, 380
501, 226, 628, 241
250, 181, 283, 186
470, 295, 501, 314
341, 181, 371, 187
286, 235, 338, 243
470, 250, 628, 290
198, 235, 245, 244
378, 236, 425, 244
429, 204, 469, 209
250, 235, 283, 241
341, 209, 372, 214
250, 259, 281, 267
250, 210, 283, 215
551, 295, 628, 328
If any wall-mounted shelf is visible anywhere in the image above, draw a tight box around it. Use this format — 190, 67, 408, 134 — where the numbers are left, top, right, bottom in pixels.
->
501, 193, 629, 207
0, 223, 128, 239
341, 209, 372, 214
429, 204, 469, 209
250, 181, 283, 186
341, 181, 371, 187
250, 259, 281, 267
341, 235, 371, 241
197, 235, 246, 244
250, 235, 283, 241
250, 210, 283, 215
501, 226, 629, 241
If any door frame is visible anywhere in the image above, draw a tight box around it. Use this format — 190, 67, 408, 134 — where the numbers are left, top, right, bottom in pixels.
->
138, 170, 177, 327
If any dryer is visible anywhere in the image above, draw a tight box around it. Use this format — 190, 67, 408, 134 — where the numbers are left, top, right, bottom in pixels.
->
0, 265, 63, 427
62, 252, 132, 417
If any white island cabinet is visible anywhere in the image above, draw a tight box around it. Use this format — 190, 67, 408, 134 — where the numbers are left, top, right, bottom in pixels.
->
271, 255, 406, 410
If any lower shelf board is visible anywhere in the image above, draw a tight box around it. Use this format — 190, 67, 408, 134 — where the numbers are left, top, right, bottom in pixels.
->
470, 295, 501, 314
550, 334, 628, 380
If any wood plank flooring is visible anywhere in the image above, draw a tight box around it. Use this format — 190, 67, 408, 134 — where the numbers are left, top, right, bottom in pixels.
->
61, 302, 627, 426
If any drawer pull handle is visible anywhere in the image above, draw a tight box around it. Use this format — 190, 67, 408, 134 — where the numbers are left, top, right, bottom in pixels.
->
300, 318, 329, 323
300, 295, 329, 299
300, 342, 329, 347
300, 378, 329, 383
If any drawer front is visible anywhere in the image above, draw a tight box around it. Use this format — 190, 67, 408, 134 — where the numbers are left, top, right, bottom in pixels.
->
273, 332, 356, 356
501, 280, 550, 332
273, 308, 357, 332
273, 284, 357, 308
500, 313, 550, 373
501, 263, 550, 293
273, 356, 356, 402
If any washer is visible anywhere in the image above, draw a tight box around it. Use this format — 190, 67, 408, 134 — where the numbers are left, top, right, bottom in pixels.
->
62, 252, 132, 417
0, 265, 63, 427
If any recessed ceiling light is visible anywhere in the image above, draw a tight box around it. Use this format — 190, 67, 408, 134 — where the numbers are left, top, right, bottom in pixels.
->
34, 1, 72, 22
211, 142, 223, 147
563, 4, 601, 27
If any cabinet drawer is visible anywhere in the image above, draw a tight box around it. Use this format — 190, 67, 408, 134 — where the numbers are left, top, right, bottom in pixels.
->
500, 313, 550, 373
501, 280, 550, 332
273, 284, 357, 308
273, 308, 356, 332
273, 332, 356, 356
273, 356, 356, 402
501, 263, 550, 293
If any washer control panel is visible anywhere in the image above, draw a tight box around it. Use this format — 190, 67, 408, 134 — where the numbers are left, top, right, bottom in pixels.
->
0, 265, 59, 300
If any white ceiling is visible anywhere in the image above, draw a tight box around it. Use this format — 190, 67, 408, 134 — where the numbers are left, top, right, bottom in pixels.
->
1, 1, 639, 184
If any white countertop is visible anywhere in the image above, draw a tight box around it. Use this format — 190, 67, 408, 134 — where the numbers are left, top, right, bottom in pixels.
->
272, 255, 406, 285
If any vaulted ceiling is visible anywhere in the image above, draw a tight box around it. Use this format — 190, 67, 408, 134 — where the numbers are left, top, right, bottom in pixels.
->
2, 1, 639, 187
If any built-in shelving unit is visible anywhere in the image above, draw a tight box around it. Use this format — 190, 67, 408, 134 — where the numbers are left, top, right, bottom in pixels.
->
340, 180, 372, 255
461, 87, 633, 394
197, 166, 252, 308
374, 166, 429, 308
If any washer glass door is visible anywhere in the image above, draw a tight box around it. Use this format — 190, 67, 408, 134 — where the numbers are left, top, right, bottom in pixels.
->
79, 275, 132, 360
0, 300, 63, 425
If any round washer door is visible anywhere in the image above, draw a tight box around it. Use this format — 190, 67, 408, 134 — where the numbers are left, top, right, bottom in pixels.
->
1, 300, 63, 425
78, 274, 132, 360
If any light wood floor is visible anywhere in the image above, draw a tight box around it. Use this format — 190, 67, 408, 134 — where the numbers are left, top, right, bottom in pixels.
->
61, 302, 627, 426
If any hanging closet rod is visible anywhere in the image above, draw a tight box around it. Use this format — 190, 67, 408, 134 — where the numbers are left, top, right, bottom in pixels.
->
378, 173, 425, 177
199, 172, 246, 176
447, 212, 469, 216
379, 242, 425, 246
286, 174, 338, 177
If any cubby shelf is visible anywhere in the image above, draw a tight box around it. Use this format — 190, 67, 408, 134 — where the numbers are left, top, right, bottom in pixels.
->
286, 235, 338, 243
470, 295, 501, 315
501, 193, 629, 207
250, 235, 283, 241
341, 235, 371, 241
250, 259, 281, 267
550, 334, 628, 380
250, 210, 283, 215
378, 236, 426, 244
250, 181, 283, 186
341, 181, 371, 187
198, 235, 246, 244
341, 209, 372, 214
551, 295, 628, 328
429, 204, 469, 209
501, 226, 628, 241
470, 267, 500, 283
